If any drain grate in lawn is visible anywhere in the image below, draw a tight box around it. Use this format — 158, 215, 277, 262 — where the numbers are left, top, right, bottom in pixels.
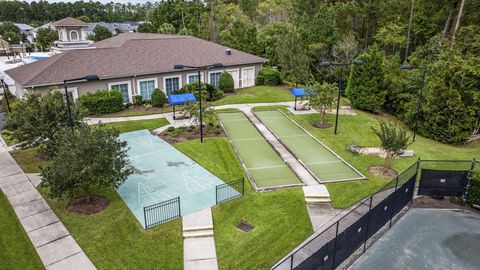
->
236, 221, 255, 232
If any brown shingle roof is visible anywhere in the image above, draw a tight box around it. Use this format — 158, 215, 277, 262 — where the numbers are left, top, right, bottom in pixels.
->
52, 17, 88, 27
5, 33, 268, 87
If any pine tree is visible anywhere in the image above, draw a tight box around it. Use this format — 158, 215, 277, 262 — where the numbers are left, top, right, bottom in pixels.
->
346, 45, 386, 112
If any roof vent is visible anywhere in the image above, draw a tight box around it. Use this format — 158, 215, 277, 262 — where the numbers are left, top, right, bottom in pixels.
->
226, 48, 232, 55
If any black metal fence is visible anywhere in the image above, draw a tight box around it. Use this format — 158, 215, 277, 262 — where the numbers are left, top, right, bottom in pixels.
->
216, 177, 245, 204
144, 196, 181, 229
272, 162, 419, 270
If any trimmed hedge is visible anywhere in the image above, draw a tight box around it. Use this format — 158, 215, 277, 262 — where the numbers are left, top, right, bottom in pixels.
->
256, 67, 282, 86
176, 82, 223, 101
78, 90, 124, 115
151, 88, 167, 107
219, 72, 234, 93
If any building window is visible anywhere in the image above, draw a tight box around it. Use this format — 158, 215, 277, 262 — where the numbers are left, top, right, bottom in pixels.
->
139, 80, 155, 100
110, 83, 130, 103
188, 74, 202, 84
209, 72, 221, 87
165, 77, 180, 96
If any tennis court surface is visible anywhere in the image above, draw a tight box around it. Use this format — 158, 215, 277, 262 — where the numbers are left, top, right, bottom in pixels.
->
255, 110, 365, 182
117, 130, 228, 228
349, 208, 480, 270
217, 112, 301, 189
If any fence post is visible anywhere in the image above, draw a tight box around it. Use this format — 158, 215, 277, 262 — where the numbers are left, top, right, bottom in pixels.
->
331, 221, 340, 269
289, 254, 294, 270
144, 206, 148, 229
389, 176, 400, 228
215, 185, 218, 205
463, 159, 476, 206
177, 197, 181, 216
241, 177, 245, 196
363, 196, 373, 253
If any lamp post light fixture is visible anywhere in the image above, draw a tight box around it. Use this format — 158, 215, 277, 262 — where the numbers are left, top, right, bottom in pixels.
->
319, 60, 364, 135
63, 75, 99, 131
173, 63, 224, 143
400, 64, 426, 143
0, 73, 11, 113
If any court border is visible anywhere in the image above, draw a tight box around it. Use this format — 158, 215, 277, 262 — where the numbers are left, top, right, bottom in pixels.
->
216, 111, 305, 192
253, 109, 367, 183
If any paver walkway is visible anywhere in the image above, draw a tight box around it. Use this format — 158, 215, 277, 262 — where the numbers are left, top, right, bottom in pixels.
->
182, 208, 218, 270
0, 140, 96, 270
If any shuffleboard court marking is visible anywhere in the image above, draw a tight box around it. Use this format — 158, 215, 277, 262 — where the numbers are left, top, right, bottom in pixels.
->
279, 134, 309, 139
232, 137, 264, 142
183, 171, 215, 194
138, 183, 171, 207
248, 164, 289, 170
304, 160, 342, 165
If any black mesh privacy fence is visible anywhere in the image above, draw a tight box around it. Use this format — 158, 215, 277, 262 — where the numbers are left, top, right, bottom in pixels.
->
271, 160, 478, 270
272, 161, 419, 270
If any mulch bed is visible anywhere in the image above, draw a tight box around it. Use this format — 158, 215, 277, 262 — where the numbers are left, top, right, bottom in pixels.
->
368, 166, 398, 180
159, 125, 225, 144
412, 196, 480, 214
312, 121, 333, 129
67, 195, 110, 215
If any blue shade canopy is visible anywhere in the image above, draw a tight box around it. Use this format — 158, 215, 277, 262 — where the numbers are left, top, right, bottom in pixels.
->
290, 88, 308, 97
167, 93, 196, 105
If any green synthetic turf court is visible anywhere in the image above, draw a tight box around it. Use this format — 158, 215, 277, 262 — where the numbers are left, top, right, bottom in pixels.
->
217, 112, 301, 188
255, 110, 365, 182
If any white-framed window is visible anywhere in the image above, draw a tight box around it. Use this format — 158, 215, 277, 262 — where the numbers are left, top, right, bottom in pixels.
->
58, 87, 78, 102
69, 30, 79, 41
108, 81, 132, 103
163, 75, 181, 96
209, 71, 222, 88
187, 73, 204, 84
137, 78, 157, 101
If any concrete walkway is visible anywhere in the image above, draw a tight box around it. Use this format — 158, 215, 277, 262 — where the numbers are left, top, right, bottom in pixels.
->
0, 141, 96, 270
182, 208, 218, 270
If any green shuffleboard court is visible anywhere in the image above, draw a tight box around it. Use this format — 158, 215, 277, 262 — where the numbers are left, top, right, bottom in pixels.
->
217, 112, 301, 188
255, 110, 365, 182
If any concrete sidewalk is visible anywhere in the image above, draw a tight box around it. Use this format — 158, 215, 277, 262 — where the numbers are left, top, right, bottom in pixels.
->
0, 142, 96, 270
183, 208, 218, 270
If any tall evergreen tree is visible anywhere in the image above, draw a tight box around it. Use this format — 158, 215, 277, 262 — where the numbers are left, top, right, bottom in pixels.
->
346, 45, 386, 112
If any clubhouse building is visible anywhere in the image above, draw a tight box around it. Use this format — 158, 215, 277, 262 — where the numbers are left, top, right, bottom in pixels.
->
5, 31, 267, 102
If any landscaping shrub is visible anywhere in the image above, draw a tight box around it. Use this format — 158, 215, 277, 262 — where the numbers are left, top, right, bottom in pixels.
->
219, 72, 234, 93
468, 172, 480, 206
134, 95, 143, 105
176, 82, 223, 101
256, 67, 282, 86
151, 88, 167, 107
78, 90, 124, 115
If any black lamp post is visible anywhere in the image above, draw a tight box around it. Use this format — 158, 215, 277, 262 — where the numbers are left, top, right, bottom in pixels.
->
0, 74, 11, 113
63, 75, 99, 131
319, 60, 364, 135
400, 64, 426, 143
173, 63, 224, 143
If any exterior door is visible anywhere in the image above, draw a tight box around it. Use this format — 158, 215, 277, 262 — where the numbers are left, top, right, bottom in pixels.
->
227, 69, 240, 89
242, 67, 255, 88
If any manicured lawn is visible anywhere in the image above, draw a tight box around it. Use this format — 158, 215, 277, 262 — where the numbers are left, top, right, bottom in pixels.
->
102, 118, 169, 133
43, 188, 183, 270
0, 190, 44, 270
175, 138, 313, 270
10, 147, 49, 173
213, 86, 295, 105
261, 107, 480, 208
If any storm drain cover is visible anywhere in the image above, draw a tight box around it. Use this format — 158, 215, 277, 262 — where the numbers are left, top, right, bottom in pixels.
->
236, 221, 254, 232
